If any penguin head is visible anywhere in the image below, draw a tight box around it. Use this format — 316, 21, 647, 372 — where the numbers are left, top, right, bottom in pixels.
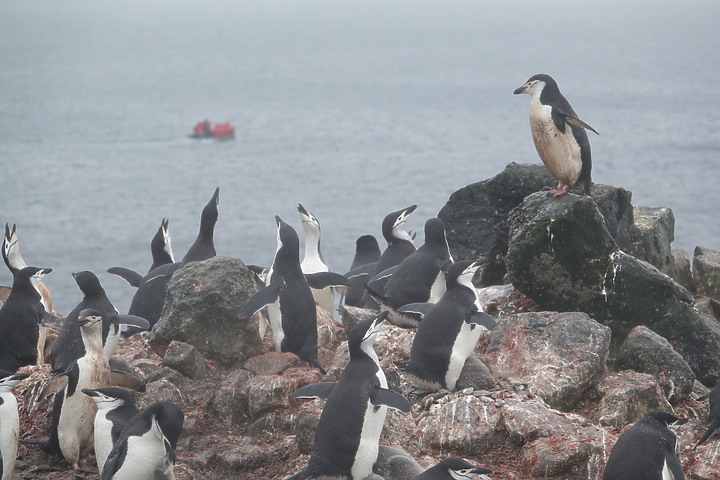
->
297, 203, 321, 232
348, 311, 388, 358
446, 260, 483, 289
199, 187, 220, 233
15, 266, 52, 292
82, 387, 135, 410
514, 73, 557, 97
423, 217, 449, 249
647, 410, 689, 429
382, 205, 417, 244
146, 401, 185, 454
77, 308, 103, 329
152, 218, 174, 263
72, 271, 105, 297
273, 216, 301, 267
0, 370, 29, 391
2, 222, 24, 272
437, 457, 492, 479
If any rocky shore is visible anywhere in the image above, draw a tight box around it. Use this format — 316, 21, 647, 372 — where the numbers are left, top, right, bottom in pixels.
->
9, 163, 720, 479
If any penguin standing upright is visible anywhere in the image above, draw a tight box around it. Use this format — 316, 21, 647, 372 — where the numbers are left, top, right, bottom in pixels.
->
0, 266, 52, 372
396, 260, 496, 392
288, 312, 410, 480
343, 235, 381, 308
119, 187, 220, 328
101, 400, 184, 480
365, 218, 453, 327
49, 271, 149, 374
514, 74, 598, 196
0, 371, 28, 480
107, 218, 175, 287
244, 217, 347, 373
57, 309, 112, 469
2, 223, 54, 314
362, 205, 417, 309
81, 387, 139, 472
694, 382, 720, 449
297, 204, 334, 315
603, 410, 687, 480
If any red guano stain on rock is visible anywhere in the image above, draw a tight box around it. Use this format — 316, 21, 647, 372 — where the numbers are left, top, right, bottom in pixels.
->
194, 282, 203, 292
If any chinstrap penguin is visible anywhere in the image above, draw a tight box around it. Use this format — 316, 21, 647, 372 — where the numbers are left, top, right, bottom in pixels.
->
514, 73, 598, 196
343, 235, 382, 308
107, 218, 175, 287
2, 223, 54, 314
288, 311, 410, 480
297, 204, 334, 316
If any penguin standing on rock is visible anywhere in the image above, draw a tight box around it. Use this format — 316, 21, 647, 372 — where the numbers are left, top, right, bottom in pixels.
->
514, 73, 598, 196
396, 260, 496, 392
101, 400, 184, 480
0, 266, 52, 372
288, 312, 411, 480
0, 370, 28, 480
82, 387, 139, 472
57, 309, 112, 469
603, 410, 687, 480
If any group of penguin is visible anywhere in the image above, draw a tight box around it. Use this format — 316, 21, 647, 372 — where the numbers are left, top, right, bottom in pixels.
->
0, 74, 718, 480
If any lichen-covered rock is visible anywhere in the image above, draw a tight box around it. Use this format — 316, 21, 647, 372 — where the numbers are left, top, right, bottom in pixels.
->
694, 246, 720, 302
162, 341, 210, 379
614, 326, 695, 404
595, 371, 670, 427
670, 248, 694, 292
149, 256, 263, 366
484, 312, 610, 411
623, 206, 675, 275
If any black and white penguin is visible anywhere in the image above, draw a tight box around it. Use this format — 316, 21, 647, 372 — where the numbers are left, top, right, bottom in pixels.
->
49, 271, 149, 374
82, 387, 139, 472
0, 370, 28, 480
2, 223, 54, 314
245, 217, 347, 373
362, 205, 417, 309
343, 235, 382, 308
107, 218, 175, 288
414, 458, 492, 480
514, 74, 598, 196
181, 186, 219, 263
121, 187, 220, 328
603, 410, 687, 480
57, 308, 112, 469
289, 312, 411, 480
694, 382, 720, 449
101, 400, 184, 480
0, 266, 52, 372
297, 204, 333, 315
396, 260, 496, 392
365, 217, 453, 327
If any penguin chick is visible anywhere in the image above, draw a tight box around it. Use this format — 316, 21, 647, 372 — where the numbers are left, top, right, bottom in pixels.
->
514, 73, 598, 196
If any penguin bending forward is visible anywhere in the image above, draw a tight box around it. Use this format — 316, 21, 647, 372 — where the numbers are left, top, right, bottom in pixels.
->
288, 312, 411, 480
514, 73, 598, 196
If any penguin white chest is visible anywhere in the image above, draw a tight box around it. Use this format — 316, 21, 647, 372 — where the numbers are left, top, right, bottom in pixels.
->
529, 99, 582, 186
351, 369, 389, 480
93, 413, 114, 470
113, 429, 169, 480
445, 321, 484, 391
0, 392, 19, 480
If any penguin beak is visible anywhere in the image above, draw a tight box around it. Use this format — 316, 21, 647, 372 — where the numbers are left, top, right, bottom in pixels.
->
11, 373, 29, 382
81, 388, 99, 397
513, 84, 528, 95
470, 466, 493, 474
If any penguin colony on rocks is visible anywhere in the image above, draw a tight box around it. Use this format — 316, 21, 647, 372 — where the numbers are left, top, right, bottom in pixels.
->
0, 76, 716, 480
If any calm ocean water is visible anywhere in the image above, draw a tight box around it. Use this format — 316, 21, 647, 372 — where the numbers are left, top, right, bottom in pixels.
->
1, 0, 719, 315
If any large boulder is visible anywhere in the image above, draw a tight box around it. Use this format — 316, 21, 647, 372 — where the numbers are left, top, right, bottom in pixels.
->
623, 206, 675, 275
149, 256, 263, 366
595, 371, 670, 427
614, 326, 695, 404
484, 312, 611, 411
506, 192, 720, 385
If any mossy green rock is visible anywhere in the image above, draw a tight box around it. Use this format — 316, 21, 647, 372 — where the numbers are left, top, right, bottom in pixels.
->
150, 256, 262, 366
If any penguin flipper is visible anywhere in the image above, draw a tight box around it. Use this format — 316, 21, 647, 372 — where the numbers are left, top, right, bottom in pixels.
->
468, 311, 496, 331
371, 385, 411, 412
291, 382, 337, 399
369, 265, 399, 284
694, 418, 720, 449
552, 106, 599, 135
398, 302, 434, 319
244, 284, 280, 318
107, 267, 144, 287
110, 313, 150, 331
101, 439, 128, 480
344, 264, 370, 280
305, 271, 349, 290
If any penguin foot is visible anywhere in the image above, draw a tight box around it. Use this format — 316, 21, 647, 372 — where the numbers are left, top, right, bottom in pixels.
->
548, 185, 570, 196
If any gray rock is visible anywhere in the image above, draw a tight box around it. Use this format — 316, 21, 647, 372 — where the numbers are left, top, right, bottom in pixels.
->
506, 192, 720, 385
694, 246, 720, 302
149, 256, 263, 366
485, 312, 610, 411
670, 248, 694, 292
162, 341, 210, 379
623, 206, 675, 274
615, 326, 695, 404
209, 370, 252, 427
596, 371, 670, 427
